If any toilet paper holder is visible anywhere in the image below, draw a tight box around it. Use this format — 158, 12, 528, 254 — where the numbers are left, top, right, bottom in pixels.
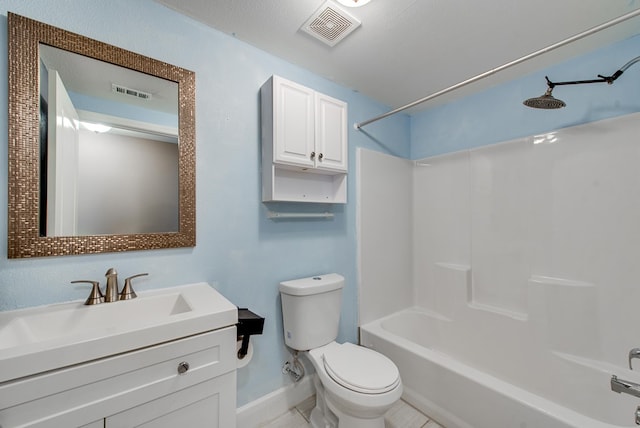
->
237, 307, 265, 359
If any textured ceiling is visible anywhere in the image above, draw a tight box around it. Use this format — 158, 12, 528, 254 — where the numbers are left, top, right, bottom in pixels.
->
155, 0, 640, 113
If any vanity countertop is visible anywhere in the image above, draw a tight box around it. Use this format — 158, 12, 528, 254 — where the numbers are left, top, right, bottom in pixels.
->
0, 282, 237, 383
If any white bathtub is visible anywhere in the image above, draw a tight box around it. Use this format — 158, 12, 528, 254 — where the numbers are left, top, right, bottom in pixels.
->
360, 308, 640, 428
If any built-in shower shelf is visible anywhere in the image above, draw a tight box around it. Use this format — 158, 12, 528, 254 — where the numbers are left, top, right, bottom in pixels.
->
434, 262, 471, 272
467, 302, 528, 321
529, 275, 595, 288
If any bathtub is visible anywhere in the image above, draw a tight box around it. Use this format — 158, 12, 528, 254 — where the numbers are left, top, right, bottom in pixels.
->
360, 308, 640, 428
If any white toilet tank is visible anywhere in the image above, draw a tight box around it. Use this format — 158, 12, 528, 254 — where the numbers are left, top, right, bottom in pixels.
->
279, 273, 344, 351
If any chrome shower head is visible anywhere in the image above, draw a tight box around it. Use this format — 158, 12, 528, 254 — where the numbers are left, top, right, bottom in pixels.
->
523, 87, 566, 109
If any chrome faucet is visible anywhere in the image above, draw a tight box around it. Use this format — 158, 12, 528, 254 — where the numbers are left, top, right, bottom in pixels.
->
630, 348, 640, 370
104, 268, 119, 303
611, 375, 640, 399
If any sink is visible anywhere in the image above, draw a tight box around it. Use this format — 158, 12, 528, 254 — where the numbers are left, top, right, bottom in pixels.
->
0, 292, 192, 349
0, 282, 237, 383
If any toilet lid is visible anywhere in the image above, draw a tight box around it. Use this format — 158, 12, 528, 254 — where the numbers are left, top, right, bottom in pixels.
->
322, 343, 400, 394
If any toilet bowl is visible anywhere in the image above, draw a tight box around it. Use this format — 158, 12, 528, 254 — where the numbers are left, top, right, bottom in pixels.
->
306, 342, 402, 428
278, 274, 403, 428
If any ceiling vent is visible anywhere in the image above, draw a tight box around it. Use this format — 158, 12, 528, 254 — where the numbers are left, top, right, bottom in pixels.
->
111, 83, 152, 100
301, 1, 361, 47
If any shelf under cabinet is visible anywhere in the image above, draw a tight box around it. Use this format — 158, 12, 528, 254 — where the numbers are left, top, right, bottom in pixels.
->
263, 165, 347, 203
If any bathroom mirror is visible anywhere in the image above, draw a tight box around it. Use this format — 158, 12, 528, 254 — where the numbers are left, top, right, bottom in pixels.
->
8, 13, 196, 258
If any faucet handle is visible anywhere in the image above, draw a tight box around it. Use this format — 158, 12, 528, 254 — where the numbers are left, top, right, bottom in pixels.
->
71, 280, 104, 305
119, 273, 148, 301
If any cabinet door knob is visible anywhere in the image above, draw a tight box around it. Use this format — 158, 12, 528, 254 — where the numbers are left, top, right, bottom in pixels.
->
310, 151, 316, 159
318, 153, 324, 160
177, 361, 190, 375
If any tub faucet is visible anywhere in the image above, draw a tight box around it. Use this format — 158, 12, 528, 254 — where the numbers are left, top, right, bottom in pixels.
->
611, 375, 640, 399
104, 268, 119, 303
630, 348, 640, 370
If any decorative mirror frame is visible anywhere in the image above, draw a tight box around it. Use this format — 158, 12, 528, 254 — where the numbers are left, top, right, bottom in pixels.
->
7, 13, 196, 258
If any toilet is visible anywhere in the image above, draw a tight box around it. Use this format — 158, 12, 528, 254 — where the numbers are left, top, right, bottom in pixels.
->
279, 273, 402, 428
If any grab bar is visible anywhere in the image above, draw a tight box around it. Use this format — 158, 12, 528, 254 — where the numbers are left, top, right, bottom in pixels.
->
611, 375, 640, 399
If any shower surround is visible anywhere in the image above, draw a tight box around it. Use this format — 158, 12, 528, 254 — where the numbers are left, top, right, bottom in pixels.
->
357, 112, 640, 427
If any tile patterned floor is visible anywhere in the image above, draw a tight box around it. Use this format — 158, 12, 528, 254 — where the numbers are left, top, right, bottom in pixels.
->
259, 396, 445, 428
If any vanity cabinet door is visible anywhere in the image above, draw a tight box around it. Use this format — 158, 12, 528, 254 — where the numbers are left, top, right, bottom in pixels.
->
0, 328, 236, 428
106, 372, 236, 428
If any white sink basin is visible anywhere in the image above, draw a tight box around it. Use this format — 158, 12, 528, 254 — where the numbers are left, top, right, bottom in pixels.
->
0, 282, 237, 383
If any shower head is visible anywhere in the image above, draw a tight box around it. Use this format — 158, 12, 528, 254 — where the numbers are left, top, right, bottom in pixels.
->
523, 87, 566, 109
524, 55, 640, 110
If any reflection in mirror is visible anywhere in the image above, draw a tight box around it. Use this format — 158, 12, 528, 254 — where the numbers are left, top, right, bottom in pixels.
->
8, 13, 196, 258
39, 45, 179, 236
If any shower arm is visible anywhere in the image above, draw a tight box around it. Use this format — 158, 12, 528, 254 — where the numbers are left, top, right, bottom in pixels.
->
546, 55, 640, 89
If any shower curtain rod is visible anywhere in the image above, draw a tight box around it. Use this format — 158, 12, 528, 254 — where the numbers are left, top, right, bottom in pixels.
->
354, 7, 640, 130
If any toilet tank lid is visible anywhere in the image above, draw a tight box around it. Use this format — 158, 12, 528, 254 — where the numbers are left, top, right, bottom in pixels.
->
279, 273, 344, 296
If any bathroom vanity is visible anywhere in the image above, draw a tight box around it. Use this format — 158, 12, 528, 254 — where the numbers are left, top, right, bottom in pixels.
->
0, 283, 238, 427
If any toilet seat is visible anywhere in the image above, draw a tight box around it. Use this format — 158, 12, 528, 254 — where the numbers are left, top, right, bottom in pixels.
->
322, 343, 400, 394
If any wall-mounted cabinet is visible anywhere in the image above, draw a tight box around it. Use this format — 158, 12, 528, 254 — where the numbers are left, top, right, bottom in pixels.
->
261, 75, 348, 203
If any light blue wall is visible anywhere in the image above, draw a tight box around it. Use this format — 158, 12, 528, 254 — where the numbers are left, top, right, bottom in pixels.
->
0, 0, 410, 407
411, 34, 640, 159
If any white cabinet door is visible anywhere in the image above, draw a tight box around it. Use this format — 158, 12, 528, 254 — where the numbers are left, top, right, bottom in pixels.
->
273, 76, 315, 168
315, 92, 348, 172
106, 372, 236, 428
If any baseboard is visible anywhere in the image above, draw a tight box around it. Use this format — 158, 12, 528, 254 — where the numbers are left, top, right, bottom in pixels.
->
236, 376, 314, 427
